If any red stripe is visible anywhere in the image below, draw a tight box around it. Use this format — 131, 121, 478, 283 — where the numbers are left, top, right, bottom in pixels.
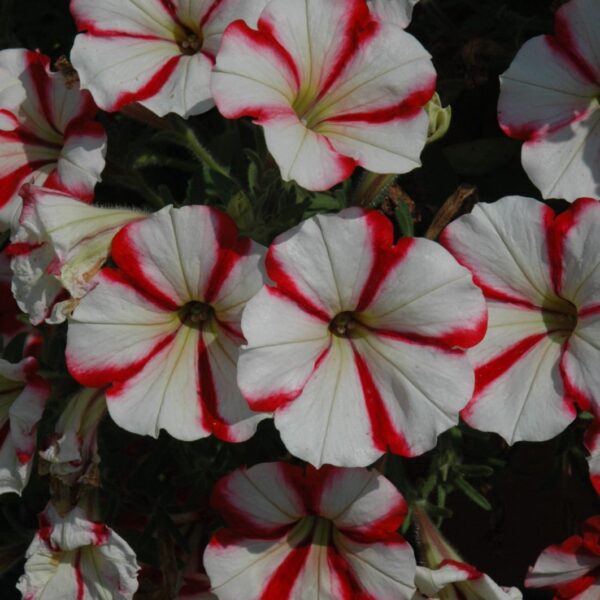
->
5, 242, 44, 257
364, 327, 467, 352
467, 333, 548, 412
0, 162, 51, 210
73, 0, 176, 37
240, 20, 301, 90
548, 198, 598, 296
200, 0, 225, 28
554, 10, 599, 85
74, 553, 85, 600
110, 227, 181, 311
325, 80, 436, 125
352, 344, 412, 456
439, 559, 482, 580
259, 543, 311, 600
203, 213, 249, 303
70, 329, 177, 388
211, 464, 304, 537
113, 54, 181, 111
264, 249, 331, 320
439, 225, 546, 310
560, 341, 592, 412
326, 545, 369, 599
244, 344, 331, 413
355, 222, 412, 312
197, 329, 236, 442
318, 0, 377, 98
579, 304, 600, 318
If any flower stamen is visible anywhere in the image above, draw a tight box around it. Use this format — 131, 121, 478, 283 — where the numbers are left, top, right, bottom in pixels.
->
179, 33, 202, 55
179, 301, 214, 328
329, 311, 358, 338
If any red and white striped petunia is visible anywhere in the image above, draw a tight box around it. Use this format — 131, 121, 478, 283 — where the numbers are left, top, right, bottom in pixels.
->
0, 356, 49, 496
441, 196, 600, 444
211, 0, 436, 191
9, 185, 145, 326
525, 516, 600, 599
0, 49, 106, 231
70, 0, 268, 119
17, 503, 139, 599
368, 0, 420, 27
66, 204, 266, 442
238, 208, 487, 467
413, 506, 523, 599
203, 462, 418, 600
39, 387, 107, 487
416, 562, 523, 599
498, 0, 600, 201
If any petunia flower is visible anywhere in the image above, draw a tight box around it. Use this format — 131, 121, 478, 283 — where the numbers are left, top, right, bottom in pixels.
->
39, 387, 107, 487
16, 503, 139, 599
368, 0, 420, 28
0, 49, 106, 231
238, 207, 486, 467
497, 0, 600, 201
9, 185, 145, 325
70, 0, 268, 119
211, 0, 436, 191
0, 356, 49, 496
0, 249, 26, 345
441, 196, 600, 444
413, 505, 523, 600
203, 461, 419, 599
66, 204, 266, 442
415, 563, 523, 600
525, 515, 600, 599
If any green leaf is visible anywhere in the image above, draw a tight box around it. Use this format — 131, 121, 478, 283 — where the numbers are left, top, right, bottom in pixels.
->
454, 464, 495, 477
454, 477, 492, 510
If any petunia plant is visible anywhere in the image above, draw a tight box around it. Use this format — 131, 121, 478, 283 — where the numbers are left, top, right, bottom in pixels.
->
0, 0, 599, 598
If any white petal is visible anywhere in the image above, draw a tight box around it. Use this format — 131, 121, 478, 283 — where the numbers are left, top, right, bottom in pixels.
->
441, 196, 557, 307
465, 303, 574, 444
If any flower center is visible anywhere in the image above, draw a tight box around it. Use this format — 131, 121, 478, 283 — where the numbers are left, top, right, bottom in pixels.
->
292, 87, 322, 129
329, 311, 359, 338
179, 301, 214, 328
289, 516, 334, 547
178, 30, 202, 55
542, 298, 578, 336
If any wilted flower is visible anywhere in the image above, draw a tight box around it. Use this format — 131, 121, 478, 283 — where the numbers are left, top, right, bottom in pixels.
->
9, 185, 145, 325
212, 0, 436, 191
0, 49, 106, 230
238, 207, 486, 467
17, 503, 139, 599
441, 196, 600, 444
66, 205, 266, 442
39, 387, 107, 487
0, 356, 49, 496
204, 462, 419, 599
413, 506, 523, 599
498, 0, 600, 201
70, 0, 268, 118
525, 515, 600, 599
